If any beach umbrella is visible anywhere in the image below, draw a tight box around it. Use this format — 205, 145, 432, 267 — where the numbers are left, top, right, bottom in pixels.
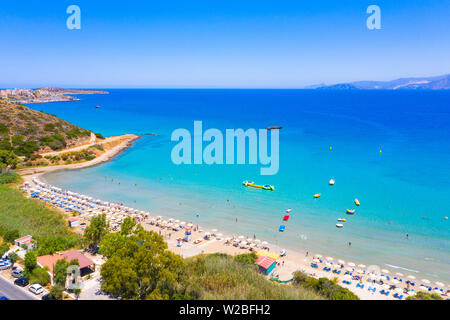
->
326, 257, 333, 261
407, 275, 416, 280
240, 241, 247, 245
180, 222, 186, 225
254, 239, 261, 243
356, 269, 364, 274
250, 243, 256, 247
211, 229, 218, 232
314, 254, 322, 258
382, 284, 390, 290
216, 233, 223, 238
396, 273, 404, 277
358, 264, 366, 268
435, 282, 444, 287
395, 287, 404, 294
261, 241, 268, 245
347, 262, 355, 267
187, 223, 193, 227
346, 267, 353, 272
421, 279, 430, 284
381, 269, 390, 274
338, 259, 345, 264
417, 285, 428, 292
238, 236, 245, 239
174, 219, 180, 223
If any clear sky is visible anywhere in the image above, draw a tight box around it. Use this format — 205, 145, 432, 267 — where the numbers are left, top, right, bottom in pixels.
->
1, 0, 449, 88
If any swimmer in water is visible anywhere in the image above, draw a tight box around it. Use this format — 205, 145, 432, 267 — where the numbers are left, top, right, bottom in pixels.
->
406, 234, 409, 240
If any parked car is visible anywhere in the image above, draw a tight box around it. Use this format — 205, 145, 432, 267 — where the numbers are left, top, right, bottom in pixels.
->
11, 268, 23, 278
41, 294, 56, 300
0, 258, 12, 270
14, 277, 29, 287
29, 284, 43, 295
0, 296, 9, 300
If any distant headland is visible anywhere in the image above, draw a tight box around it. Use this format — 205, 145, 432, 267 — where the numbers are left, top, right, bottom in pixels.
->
307, 74, 450, 90
0, 87, 109, 104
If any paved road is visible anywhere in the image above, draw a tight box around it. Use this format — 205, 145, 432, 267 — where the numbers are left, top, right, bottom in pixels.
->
0, 276, 38, 300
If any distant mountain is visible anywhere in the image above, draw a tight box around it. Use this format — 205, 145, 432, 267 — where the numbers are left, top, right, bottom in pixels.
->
313, 74, 450, 90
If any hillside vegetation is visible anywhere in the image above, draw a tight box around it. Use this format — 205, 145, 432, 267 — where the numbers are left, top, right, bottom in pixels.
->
0, 99, 96, 160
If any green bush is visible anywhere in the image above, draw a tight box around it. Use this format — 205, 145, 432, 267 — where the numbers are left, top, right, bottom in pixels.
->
234, 252, 258, 265
29, 267, 51, 286
0, 172, 20, 185
0, 243, 10, 257
292, 272, 359, 300
406, 292, 443, 300
3, 229, 20, 243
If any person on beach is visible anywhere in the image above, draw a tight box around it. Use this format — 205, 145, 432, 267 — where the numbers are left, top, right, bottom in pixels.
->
406, 234, 409, 239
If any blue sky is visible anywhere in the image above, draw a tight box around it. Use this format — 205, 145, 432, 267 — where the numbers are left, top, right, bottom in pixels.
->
1, 0, 449, 88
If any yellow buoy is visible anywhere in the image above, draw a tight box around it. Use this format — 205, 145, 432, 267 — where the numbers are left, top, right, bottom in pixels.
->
445, 216, 448, 220
330, 146, 332, 151
379, 150, 382, 154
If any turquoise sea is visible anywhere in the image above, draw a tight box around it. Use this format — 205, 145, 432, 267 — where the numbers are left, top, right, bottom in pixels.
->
30, 89, 450, 283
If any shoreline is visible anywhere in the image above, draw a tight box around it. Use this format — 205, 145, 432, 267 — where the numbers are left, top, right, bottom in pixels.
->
18, 134, 140, 178
15, 134, 448, 300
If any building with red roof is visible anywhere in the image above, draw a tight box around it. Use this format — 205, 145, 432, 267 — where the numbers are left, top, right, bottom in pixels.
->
254, 255, 276, 275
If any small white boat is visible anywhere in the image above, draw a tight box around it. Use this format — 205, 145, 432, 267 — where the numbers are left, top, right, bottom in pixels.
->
280, 249, 286, 257
329, 179, 335, 186
286, 208, 292, 213
336, 223, 344, 228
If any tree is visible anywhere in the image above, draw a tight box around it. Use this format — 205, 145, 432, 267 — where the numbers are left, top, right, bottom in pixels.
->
49, 285, 64, 300
0, 243, 9, 258
120, 217, 136, 236
8, 252, 18, 267
83, 214, 109, 250
0, 150, 19, 170
24, 250, 37, 272
100, 229, 185, 299
53, 259, 69, 288
3, 229, 20, 243
98, 232, 127, 259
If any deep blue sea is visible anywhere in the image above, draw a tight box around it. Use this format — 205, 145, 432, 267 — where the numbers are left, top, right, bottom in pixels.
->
29, 89, 450, 283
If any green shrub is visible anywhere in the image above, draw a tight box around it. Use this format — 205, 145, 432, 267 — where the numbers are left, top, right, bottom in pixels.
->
292, 272, 359, 300
29, 267, 51, 286
234, 252, 258, 265
0, 172, 20, 185
406, 292, 443, 300
3, 229, 20, 243
0, 243, 10, 257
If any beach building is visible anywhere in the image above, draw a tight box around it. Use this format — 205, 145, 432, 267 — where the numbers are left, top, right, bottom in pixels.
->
14, 235, 35, 251
37, 250, 96, 284
68, 218, 79, 228
254, 256, 276, 275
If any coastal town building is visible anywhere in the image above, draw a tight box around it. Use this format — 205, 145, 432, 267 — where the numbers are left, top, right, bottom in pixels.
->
14, 235, 35, 251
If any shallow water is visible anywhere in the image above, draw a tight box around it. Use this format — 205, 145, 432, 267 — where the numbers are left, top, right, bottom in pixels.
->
33, 89, 450, 283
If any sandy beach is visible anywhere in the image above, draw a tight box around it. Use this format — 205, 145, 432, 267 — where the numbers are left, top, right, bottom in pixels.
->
16, 133, 448, 301
18, 134, 140, 178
